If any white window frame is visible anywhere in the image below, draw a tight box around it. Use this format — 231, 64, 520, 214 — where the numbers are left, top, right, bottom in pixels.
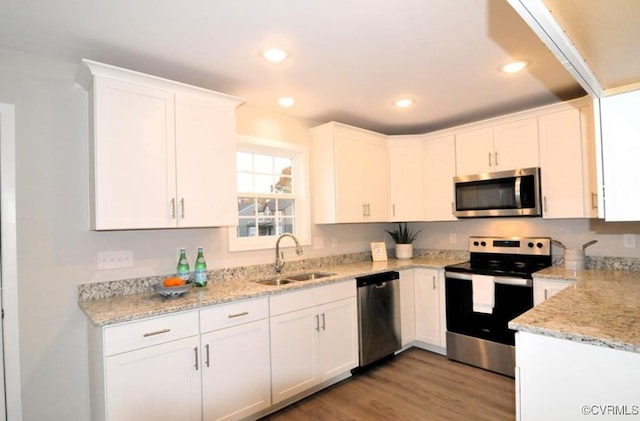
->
228, 135, 311, 252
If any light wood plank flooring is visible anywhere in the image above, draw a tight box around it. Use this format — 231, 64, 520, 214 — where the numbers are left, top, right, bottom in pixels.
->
261, 348, 515, 420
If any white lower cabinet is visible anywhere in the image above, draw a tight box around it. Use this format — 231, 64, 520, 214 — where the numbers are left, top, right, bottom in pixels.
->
200, 298, 271, 421
269, 281, 358, 404
414, 268, 446, 352
533, 277, 575, 306
399, 269, 416, 347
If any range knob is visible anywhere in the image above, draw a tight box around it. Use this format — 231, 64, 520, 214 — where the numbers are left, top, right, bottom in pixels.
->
480, 241, 486, 247
537, 242, 544, 248
473, 241, 479, 246
528, 242, 534, 248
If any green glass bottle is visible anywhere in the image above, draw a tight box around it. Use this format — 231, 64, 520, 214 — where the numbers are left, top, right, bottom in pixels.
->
194, 247, 207, 287
177, 248, 190, 282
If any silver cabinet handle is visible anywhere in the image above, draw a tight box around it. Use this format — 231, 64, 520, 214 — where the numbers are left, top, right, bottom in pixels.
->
228, 311, 249, 319
321, 313, 326, 331
143, 328, 170, 337
544, 289, 548, 301
362, 203, 366, 217
194, 347, 199, 371
543, 196, 548, 213
180, 198, 185, 219
392, 204, 396, 217
205, 344, 210, 368
432, 276, 436, 290
171, 198, 176, 219
591, 192, 598, 209
488, 151, 492, 166
451, 202, 455, 215
315, 314, 320, 332
494, 151, 499, 166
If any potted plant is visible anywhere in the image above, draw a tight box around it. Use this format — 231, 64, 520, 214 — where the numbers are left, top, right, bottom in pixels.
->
385, 223, 422, 259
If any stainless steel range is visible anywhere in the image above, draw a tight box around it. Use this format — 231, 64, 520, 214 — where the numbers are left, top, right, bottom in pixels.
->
444, 236, 551, 377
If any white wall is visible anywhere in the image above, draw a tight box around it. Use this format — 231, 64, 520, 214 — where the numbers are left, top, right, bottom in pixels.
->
2, 46, 640, 421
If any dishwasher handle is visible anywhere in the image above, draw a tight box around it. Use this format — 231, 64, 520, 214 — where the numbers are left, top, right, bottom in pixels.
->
356, 271, 400, 288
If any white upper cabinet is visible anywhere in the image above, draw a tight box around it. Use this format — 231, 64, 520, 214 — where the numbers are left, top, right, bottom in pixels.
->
423, 134, 457, 221
78, 59, 244, 230
455, 117, 539, 176
388, 136, 425, 221
599, 89, 640, 221
538, 100, 598, 219
311, 122, 388, 223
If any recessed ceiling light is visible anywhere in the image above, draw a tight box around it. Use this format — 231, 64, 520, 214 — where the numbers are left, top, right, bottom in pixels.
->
394, 98, 415, 109
278, 97, 295, 108
262, 48, 288, 63
501, 60, 529, 73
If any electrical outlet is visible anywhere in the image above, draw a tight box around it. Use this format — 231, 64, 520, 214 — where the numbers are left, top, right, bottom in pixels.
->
623, 234, 636, 248
449, 233, 457, 244
98, 250, 134, 270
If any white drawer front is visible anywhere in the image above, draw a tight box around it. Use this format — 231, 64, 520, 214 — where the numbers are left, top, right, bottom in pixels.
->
104, 310, 199, 356
270, 279, 356, 316
200, 297, 268, 333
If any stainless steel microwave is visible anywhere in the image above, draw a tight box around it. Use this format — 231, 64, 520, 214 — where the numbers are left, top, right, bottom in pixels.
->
453, 167, 542, 218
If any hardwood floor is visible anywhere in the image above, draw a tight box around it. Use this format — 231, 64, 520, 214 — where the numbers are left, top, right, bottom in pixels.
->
261, 348, 515, 421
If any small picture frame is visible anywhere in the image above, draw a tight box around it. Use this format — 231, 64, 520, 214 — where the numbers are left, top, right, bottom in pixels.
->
370, 242, 388, 262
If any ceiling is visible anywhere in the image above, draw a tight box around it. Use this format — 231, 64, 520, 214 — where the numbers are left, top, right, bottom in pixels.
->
540, 0, 640, 92
0, 0, 604, 135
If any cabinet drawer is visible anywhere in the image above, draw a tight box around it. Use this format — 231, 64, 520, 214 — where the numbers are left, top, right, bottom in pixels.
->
270, 280, 356, 316
200, 297, 268, 333
104, 310, 199, 356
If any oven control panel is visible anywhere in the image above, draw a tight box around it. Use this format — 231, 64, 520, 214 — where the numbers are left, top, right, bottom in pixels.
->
468, 236, 551, 256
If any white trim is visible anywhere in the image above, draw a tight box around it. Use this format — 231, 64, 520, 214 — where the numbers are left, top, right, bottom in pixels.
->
0, 103, 23, 421
229, 135, 311, 252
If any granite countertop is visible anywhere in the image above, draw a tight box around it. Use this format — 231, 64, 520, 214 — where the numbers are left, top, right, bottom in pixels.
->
80, 256, 463, 327
510, 267, 640, 354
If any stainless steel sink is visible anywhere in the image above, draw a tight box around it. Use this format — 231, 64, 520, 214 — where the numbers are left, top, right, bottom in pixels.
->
285, 272, 335, 282
253, 271, 335, 286
254, 277, 296, 286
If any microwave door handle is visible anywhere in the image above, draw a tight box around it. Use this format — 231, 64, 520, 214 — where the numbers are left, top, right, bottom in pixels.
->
514, 176, 523, 208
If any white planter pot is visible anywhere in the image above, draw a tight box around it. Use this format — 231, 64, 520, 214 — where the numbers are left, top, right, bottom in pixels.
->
395, 244, 413, 260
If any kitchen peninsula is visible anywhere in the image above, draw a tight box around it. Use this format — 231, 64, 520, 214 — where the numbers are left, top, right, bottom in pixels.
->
510, 268, 640, 421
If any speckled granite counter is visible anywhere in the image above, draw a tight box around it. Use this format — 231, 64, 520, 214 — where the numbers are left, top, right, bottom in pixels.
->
510, 267, 640, 353
79, 255, 464, 327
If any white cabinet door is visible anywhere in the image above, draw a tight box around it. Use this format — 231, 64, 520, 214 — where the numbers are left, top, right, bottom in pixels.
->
455, 118, 539, 176
311, 122, 388, 223
414, 268, 445, 348
492, 117, 539, 171
455, 127, 494, 175
388, 138, 424, 221
533, 277, 575, 306
539, 106, 598, 219
270, 306, 320, 404
318, 298, 359, 380
93, 76, 177, 230
105, 336, 201, 421
201, 319, 271, 421
175, 92, 237, 228
399, 269, 416, 347
599, 89, 640, 221
423, 135, 457, 221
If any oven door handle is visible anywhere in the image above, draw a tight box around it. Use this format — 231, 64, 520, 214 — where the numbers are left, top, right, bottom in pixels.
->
445, 271, 532, 287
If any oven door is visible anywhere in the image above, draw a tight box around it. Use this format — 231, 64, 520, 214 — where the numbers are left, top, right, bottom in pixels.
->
444, 271, 533, 346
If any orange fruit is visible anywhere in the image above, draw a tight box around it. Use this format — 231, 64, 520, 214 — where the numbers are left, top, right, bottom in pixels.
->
163, 277, 185, 287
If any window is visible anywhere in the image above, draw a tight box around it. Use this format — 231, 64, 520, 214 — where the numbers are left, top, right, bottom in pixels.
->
229, 136, 310, 251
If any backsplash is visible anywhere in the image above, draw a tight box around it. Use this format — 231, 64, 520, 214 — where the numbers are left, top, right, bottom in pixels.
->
77, 248, 638, 302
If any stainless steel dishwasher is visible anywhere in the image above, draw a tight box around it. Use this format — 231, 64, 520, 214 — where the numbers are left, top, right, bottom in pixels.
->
356, 271, 402, 368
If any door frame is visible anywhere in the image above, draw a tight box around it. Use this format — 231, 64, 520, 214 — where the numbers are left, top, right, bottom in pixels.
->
0, 103, 23, 421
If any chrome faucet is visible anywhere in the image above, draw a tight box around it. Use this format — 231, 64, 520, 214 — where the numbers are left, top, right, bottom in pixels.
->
275, 233, 303, 273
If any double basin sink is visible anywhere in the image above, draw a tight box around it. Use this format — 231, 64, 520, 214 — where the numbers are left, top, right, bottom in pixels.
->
253, 271, 336, 287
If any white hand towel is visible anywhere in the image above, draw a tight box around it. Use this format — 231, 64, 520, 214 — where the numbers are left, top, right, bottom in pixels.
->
472, 274, 495, 314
